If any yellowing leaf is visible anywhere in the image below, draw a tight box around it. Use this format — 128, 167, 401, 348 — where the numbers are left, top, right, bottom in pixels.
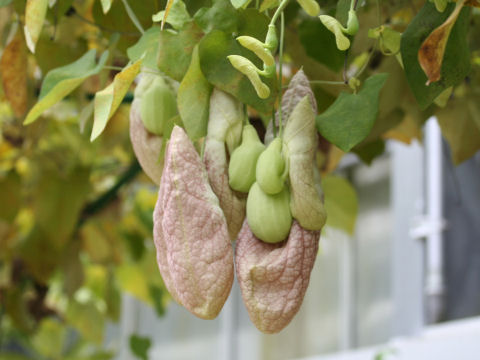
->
161, 0, 175, 30
116, 264, 151, 303
32, 319, 67, 359
322, 175, 358, 235
382, 115, 422, 145
418, 0, 466, 84
0, 27, 28, 117
24, 50, 108, 125
24, 0, 48, 53
437, 96, 480, 164
91, 58, 142, 141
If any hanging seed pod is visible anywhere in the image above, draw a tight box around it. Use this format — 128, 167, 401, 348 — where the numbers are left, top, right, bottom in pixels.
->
129, 99, 163, 184
228, 124, 266, 193
235, 220, 320, 333
345, 9, 359, 36
255, 137, 287, 195
283, 96, 326, 230
153, 126, 234, 319
204, 89, 246, 241
246, 182, 292, 244
265, 69, 317, 145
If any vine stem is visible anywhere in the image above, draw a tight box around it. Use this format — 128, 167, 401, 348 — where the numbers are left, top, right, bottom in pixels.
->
121, 0, 145, 34
278, 11, 285, 138
309, 80, 348, 86
270, 0, 289, 26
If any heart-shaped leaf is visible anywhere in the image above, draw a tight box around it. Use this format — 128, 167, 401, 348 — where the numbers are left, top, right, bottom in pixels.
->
316, 73, 388, 152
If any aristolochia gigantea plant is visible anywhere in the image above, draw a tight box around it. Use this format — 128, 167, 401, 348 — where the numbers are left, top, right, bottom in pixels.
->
17, 0, 480, 337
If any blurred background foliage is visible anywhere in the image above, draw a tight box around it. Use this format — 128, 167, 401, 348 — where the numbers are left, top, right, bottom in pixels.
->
0, 0, 479, 359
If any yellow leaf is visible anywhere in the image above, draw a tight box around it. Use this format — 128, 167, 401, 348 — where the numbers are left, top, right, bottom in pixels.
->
91, 58, 142, 141
0, 27, 28, 118
382, 115, 423, 145
24, 0, 48, 53
418, 0, 466, 84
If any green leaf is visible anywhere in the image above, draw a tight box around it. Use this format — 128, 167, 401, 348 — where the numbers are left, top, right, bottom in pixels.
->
32, 318, 67, 359
298, 18, 344, 72
322, 175, 358, 234
199, 30, 277, 115
24, 50, 108, 125
194, 0, 239, 34
400, 2, 470, 110
232, 0, 252, 9
353, 138, 386, 165
178, 45, 212, 140
91, 58, 142, 141
127, 26, 161, 69
152, 0, 191, 29
316, 73, 389, 152
0, 0, 13, 7
0, 171, 21, 222
24, 0, 48, 53
66, 300, 105, 344
157, 21, 204, 81
129, 334, 151, 360
259, 0, 278, 12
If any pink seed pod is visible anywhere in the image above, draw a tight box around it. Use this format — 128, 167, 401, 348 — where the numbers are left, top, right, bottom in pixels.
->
154, 125, 234, 319
129, 100, 163, 184
235, 219, 320, 333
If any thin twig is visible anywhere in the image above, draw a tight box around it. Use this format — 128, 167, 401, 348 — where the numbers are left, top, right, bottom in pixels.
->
121, 0, 145, 34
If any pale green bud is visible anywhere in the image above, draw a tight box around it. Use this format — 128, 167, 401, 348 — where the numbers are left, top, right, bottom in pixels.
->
345, 10, 359, 36
227, 55, 271, 99
237, 36, 275, 67
229, 125, 266, 193
319, 15, 351, 51
265, 25, 278, 52
297, 0, 320, 17
256, 137, 287, 195
246, 182, 292, 244
139, 76, 178, 135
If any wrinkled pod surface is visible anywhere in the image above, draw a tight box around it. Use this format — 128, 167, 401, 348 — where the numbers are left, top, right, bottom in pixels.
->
153, 125, 234, 319
235, 219, 320, 333
129, 99, 163, 184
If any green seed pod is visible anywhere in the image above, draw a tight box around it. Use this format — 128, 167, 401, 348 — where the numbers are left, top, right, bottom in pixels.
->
246, 182, 292, 244
140, 76, 178, 136
345, 9, 359, 36
265, 24, 278, 52
256, 137, 287, 195
236, 36, 275, 67
227, 55, 270, 99
297, 0, 320, 17
228, 125, 266, 193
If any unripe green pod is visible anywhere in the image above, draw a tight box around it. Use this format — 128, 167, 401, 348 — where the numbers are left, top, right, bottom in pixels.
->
256, 137, 287, 195
246, 183, 292, 243
228, 125, 266, 193
297, 0, 320, 17
345, 9, 359, 36
140, 77, 178, 136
